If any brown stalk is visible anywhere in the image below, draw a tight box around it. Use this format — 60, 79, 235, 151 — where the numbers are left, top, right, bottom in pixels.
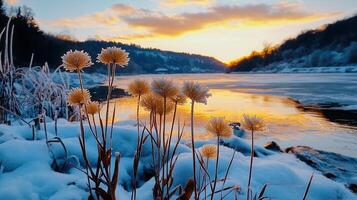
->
78, 104, 94, 197
178, 179, 195, 200
220, 150, 236, 199
247, 130, 255, 200
210, 135, 220, 200
190, 100, 198, 199
302, 173, 314, 200
196, 153, 214, 198
161, 97, 167, 195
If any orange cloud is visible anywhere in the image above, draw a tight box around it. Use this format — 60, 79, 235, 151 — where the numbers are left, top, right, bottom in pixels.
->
44, 2, 339, 40
125, 3, 338, 36
95, 33, 155, 41
163, 0, 212, 6
5, 0, 18, 5
45, 4, 138, 28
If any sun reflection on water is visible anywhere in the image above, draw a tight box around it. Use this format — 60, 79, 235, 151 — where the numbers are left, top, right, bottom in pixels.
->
103, 87, 335, 141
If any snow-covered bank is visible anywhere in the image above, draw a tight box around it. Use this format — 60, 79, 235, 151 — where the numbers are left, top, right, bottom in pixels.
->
0, 120, 355, 199
51, 71, 107, 88
286, 146, 357, 193
253, 66, 357, 73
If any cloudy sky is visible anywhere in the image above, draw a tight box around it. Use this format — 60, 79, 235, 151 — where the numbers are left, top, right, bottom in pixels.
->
5, 0, 357, 62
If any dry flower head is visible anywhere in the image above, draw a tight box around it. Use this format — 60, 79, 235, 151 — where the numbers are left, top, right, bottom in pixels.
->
183, 81, 211, 104
151, 78, 178, 98
97, 47, 129, 66
206, 117, 232, 138
83, 101, 100, 115
201, 144, 217, 159
170, 92, 187, 105
241, 114, 265, 132
62, 50, 93, 72
128, 79, 150, 97
140, 93, 174, 115
68, 88, 91, 106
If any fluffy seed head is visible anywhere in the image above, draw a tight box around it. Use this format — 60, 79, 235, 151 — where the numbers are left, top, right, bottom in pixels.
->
151, 78, 178, 98
140, 93, 158, 112
140, 93, 174, 115
61, 50, 93, 72
128, 79, 150, 97
83, 101, 100, 115
201, 144, 217, 159
206, 117, 232, 138
183, 81, 211, 104
67, 88, 91, 106
241, 114, 265, 132
170, 92, 187, 105
156, 98, 174, 115
97, 47, 129, 66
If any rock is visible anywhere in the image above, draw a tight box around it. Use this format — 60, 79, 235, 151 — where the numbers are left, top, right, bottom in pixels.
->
348, 184, 357, 193
264, 141, 283, 152
323, 172, 337, 179
88, 86, 129, 101
286, 145, 357, 194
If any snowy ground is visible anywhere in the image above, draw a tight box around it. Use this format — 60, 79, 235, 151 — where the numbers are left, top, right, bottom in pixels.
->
52, 71, 107, 88
0, 119, 355, 200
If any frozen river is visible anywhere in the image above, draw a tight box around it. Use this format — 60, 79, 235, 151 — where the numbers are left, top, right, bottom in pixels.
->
106, 73, 357, 157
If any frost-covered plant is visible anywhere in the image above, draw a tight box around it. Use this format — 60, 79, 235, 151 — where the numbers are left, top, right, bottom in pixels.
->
241, 114, 265, 200
0, 19, 20, 124
139, 90, 183, 200
127, 79, 150, 199
97, 47, 129, 140
206, 117, 232, 200
62, 47, 130, 200
182, 81, 211, 199
16, 64, 69, 120
0, 19, 70, 124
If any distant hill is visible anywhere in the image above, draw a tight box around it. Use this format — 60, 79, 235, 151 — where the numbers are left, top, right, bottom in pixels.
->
230, 15, 357, 73
0, 1, 225, 74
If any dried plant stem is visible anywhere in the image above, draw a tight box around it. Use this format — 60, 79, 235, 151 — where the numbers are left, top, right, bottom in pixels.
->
105, 63, 116, 137
204, 159, 208, 200
220, 150, 236, 199
131, 95, 141, 200
42, 110, 49, 144
210, 136, 220, 200
168, 101, 178, 151
91, 115, 98, 138
161, 97, 167, 196
109, 66, 117, 150
302, 173, 314, 200
247, 130, 255, 200
166, 101, 178, 194
190, 100, 198, 199
78, 105, 94, 198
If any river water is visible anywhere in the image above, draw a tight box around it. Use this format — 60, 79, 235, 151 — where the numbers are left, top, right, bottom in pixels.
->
104, 73, 357, 157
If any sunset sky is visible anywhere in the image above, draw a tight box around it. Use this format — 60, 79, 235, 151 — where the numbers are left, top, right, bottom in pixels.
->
5, 0, 357, 62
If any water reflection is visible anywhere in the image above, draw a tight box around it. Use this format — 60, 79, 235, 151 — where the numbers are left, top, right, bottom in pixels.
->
106, 88, 342, 141
101, 74, 357, 157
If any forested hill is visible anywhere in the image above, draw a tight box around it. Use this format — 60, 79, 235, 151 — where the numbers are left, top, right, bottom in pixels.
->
0, 1, 225, 74
230, 15, 357, 72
